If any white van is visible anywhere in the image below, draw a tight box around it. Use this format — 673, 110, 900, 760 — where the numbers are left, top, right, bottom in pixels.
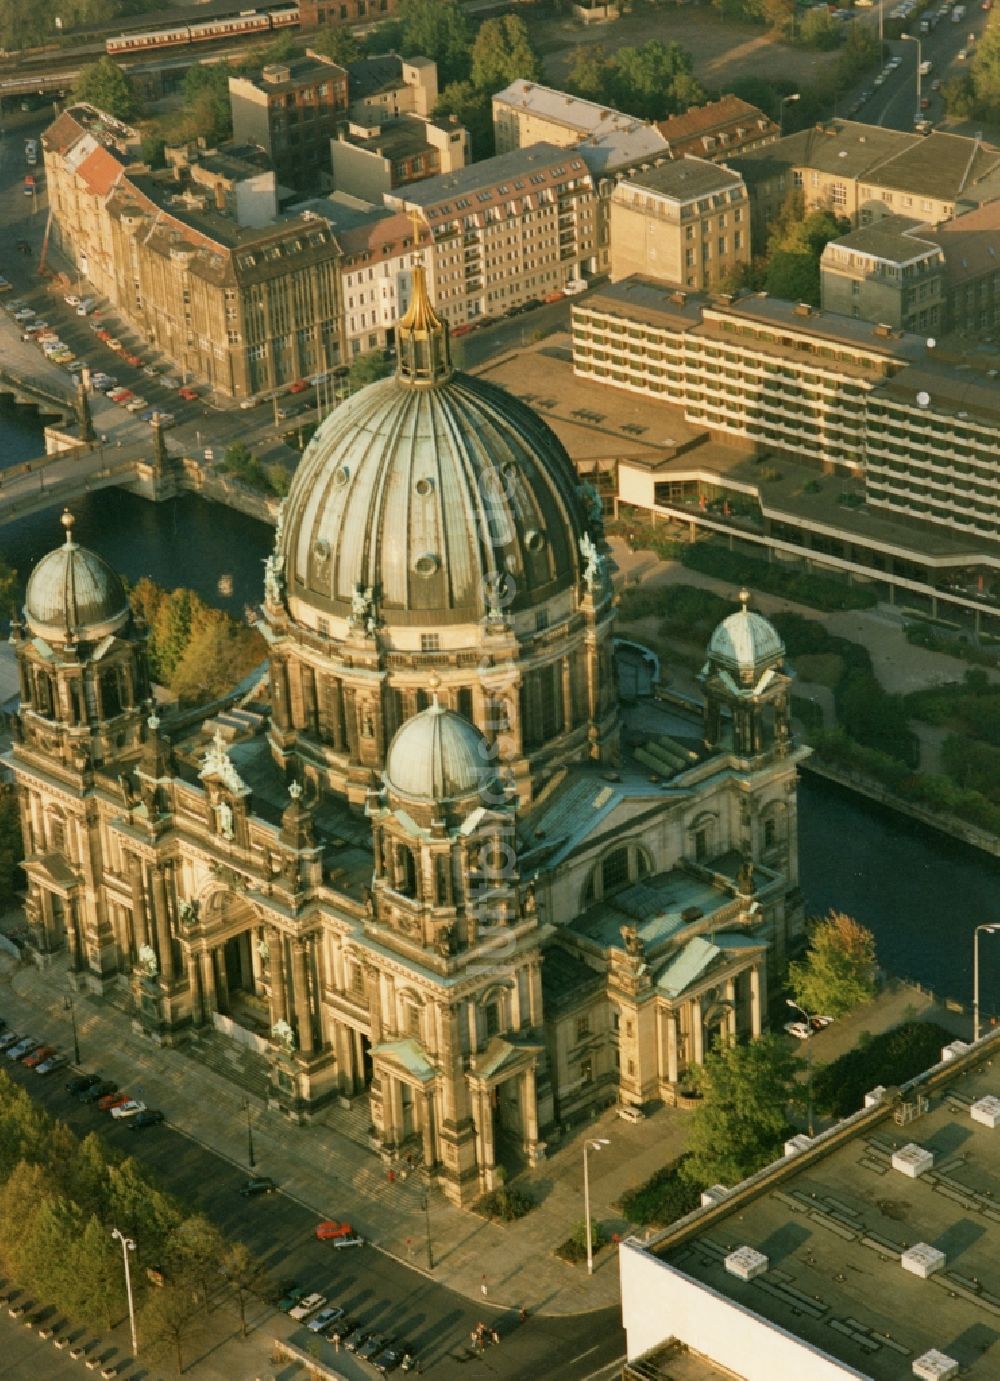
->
76, 298, 95, 316
24, 139, 37, 166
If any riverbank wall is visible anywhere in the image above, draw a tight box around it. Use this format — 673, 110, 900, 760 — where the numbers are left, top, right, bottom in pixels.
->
801, 757, 1000, 860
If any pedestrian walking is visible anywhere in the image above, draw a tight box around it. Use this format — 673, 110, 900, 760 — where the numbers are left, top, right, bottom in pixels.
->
331, 1329, 341, 1351
480, 1273, 488, 1298
519, 1304, 528, 1325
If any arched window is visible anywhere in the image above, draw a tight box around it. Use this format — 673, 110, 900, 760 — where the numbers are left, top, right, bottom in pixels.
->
687, 813, 718, 865
601, 848, 630, 895
396, 846, 417, 899
584, 841, 653, 906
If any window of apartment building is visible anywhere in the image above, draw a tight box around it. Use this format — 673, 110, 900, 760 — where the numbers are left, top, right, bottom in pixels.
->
718, 236, 727, 256
851, 281, 860, 296
793, 170, 803, 188
831, 184, 847, 206
576, 1015, 590, 1041
734, 231, 743, 250
580, 1058, 594, 1085
421, 634, 440, 652
627, 1059, 636, 1078
685, 247, 695, 267
734, 206, 743, 222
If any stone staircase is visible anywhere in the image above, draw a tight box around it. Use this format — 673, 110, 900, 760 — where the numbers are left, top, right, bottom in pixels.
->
184, 1026, 271, 1100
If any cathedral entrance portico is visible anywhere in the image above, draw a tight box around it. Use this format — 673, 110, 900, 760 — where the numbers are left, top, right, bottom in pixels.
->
468, 1039, 546, 1190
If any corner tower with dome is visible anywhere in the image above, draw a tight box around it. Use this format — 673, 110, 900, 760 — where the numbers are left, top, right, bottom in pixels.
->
5, 286, 808, 1208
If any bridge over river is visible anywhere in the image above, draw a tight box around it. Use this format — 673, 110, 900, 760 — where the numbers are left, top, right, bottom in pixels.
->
0, 437, 180, 527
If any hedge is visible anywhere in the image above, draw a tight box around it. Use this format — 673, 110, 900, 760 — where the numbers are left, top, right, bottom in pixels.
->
812, 1022, 954, 1117
680, 543, 878, 612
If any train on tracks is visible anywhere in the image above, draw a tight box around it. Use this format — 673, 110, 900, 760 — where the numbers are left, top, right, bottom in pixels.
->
105, 4, 299, 56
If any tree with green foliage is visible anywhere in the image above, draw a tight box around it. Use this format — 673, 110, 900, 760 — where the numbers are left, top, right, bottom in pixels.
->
435, 81, 492, 158
799, 7, 841, 49
309, 23, 361, 65
73, 56, 138, 121
181, 63, 233, 146
140, 1281, 208, 1376
470, 14, 541, 92
681, 1035, 801, 1188
970, 18, 1000, 118
789, 910, 878, 1018
349, 350, 394, 389
0, 786, 24, 902
763, 197, 850, 306
610, 41, 702, 120
565, 44, 612, 102
398, 0, 470, 86
169, 609, 266, 705
221, 1240, 271, 1336
167, 1213, 227, 1311
107, 1157, 182, 1259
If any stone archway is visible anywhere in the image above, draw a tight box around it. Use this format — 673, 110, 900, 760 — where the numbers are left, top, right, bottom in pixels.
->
190, 889, 268, 1033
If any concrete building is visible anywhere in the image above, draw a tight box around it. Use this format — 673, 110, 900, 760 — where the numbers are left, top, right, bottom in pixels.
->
492, 79, 662, 158
336, 207, 434, 356
732, 122, 1000, 250
655, 95, 779, 162
229, 51, 349, 193
388, 143, 600, 325
299, 0, 396, 29
820, 215, 945, 333
43, 106, 346, 398
925, 198, 1000, 336
4, 282, 807, 1206
330, 113, 468, 202
346, 53, 437, 123
620, 1032, 1000, 1380
609, 157, 750, 291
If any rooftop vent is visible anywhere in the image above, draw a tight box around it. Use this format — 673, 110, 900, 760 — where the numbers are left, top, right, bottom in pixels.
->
668, 291, 687, 306
942, 1039, 970, 1061
913, 1349, 960, 1380
873, 323, 894, 338
971, 1095, 1000, 1128
793, 302, 813, 317
892, 1142, 934, 1178
901, 1242, 946, 1279
784, 1134, 813, 1156
865, 1085, 887, 1107
701, 1184, 729, 1207
263, 63, 291, 85
725, 1246, 768, 1281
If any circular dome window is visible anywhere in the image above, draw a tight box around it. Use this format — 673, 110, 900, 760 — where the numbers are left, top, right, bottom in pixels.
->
334, 466, 350, 487
314, 538, 331, 559
525, 529, 545, 553
414, 553, 440, 577
415, 477, 434, 497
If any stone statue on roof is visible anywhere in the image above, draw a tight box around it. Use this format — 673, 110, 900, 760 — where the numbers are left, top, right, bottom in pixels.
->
580, 532, 603, 594
620, 922, 645, 959
200, 728, 248, 795
350, 585, 375, 629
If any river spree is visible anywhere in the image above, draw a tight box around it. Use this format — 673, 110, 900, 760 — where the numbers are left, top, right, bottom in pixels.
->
0, 409, 996, 1016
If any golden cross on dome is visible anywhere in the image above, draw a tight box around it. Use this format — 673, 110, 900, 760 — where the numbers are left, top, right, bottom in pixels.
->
407, 206, 425, 256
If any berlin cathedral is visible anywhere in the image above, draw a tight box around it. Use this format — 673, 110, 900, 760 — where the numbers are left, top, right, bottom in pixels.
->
5, 275, 807, 1204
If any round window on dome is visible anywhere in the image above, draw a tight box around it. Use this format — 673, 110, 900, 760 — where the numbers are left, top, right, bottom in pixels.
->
414, 553, 440, 577
525, 529, 545, 553
415, 477, 434, 497
334, 466, 350, 487
314, 538, 331, 563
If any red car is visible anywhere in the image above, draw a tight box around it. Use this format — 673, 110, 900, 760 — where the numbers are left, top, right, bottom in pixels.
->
99, 1091, 130, 1112
288, 379, 308, 394
178, 387, 198, 401
315, 1220, 354, 1242
23, 1045, 56, 1068
125, 354, 143, 367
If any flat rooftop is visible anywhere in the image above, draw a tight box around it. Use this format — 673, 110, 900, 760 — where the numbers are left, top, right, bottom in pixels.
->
656, 1049, 1000, 1377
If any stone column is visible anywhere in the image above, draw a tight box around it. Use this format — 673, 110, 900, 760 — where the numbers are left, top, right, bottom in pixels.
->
561, 656, 573, 732
216, 948, 230, 1014
666, 1011, 679, 1085
200, 948, 217, 1018
478, 1087, 495, 1174
691, 998, 705, 1067
271, 928, 289, 1026
128, 854, 149, 951
291, 936, 314, 1057
336, 1022, 356, 1093
725, 976, 738, 1043
151, 865, 173, 983
522, 1065, 539, 1147
187, 950, 203, 1022
421, 1088, 436, 1167
750, 965, 763, 1038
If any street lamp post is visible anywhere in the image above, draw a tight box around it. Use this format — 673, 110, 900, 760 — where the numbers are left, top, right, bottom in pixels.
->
901, 33, 922, 113
241, 1096, 256, 1170
63, 994, 80, 1065
111, 1227, 137, 1357
583, 1137, 609, 1276
786, 999, 815, 1137
973, 924, 1000, 1041
421, 1190, 434, 1271
779, 93, 801, 138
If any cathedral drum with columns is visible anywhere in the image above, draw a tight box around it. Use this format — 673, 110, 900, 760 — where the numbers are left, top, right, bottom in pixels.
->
4, 276, 810, 1204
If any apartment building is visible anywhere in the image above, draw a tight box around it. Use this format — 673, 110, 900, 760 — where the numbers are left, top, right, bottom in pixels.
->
820, 215, 945, 333
229, 51, 349, 193
336, 208, 433, 356
925, 199, 1000, 335
655, 95, 778, 161
330, 113, 468, 202
609, 157, 750, 291
388, 143, 599, 325
572, 276, 926, 474
44, 107, 344, 398
346, 54, 437, 122
492, 79, 661, 157
299, 0, 395, 28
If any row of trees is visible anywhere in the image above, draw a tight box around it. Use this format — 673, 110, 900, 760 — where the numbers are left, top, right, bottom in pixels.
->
0, 0, 145, 55
128, 577, 266, 706
0, 1069, 269, 1372
565, 39, 705, 122
944, 17, 1000, 120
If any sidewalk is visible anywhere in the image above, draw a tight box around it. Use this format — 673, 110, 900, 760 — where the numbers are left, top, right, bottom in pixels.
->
0, 937, 690, 1318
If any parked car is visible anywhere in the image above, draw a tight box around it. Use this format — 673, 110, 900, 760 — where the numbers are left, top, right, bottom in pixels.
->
0, 1032, 23, 1051
277, 1285, 306, 1312
8, 1038, 39, 1060
97, 1090, 130, 1111
315, 1220, 355, 1242
810, 1015, 835, 1030
81, 1080, 117, 1104
65, 360, 86, 374
288, 1292, 326, 1321
66, 1073, 101, 1094
125, 396, 148, 413
110, 1099, 147, 1119
129, 1109, 164, 1130
23, 1045, 56, 1068
13, 307, 35, 321
783, 1021, 811, 1040
178, 387, 198, 401
240, 1176, 277, 1198
36, 1054, 68, 1075
64, 294, 81, 308
374, 1342, 404, 1374
150, 411, 176, 428
357, 1333, 389, 1362
288, 379, 308, 394
307, 1306, 344, 1334
76, 299, 95, 316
